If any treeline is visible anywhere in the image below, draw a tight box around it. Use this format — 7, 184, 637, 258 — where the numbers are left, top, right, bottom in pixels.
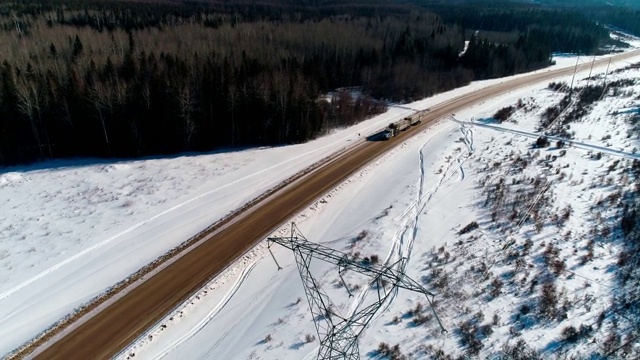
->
429, 2, 612, 54
0, 0, 617, 166
505, 0, 640, 36
588, 7, 640, 37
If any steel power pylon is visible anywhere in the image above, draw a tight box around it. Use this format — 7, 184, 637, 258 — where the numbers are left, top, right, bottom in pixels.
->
268, 223, 445, 360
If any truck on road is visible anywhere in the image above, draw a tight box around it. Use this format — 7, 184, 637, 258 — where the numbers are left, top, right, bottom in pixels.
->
381, 109, 428, 139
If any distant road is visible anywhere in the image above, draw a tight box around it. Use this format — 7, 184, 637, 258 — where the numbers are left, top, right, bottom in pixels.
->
29, 49, 640, 360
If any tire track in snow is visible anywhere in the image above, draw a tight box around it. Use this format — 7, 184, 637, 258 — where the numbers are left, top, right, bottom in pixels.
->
460, 124, 475, 153
302, 347, 320, 360
333, 139, 435, 340
456, 156, 466, 181
306, 127, 473, 359
375, 127, 474, 320
300, 134, 443, 359
201, 269, 282, 358
151, 261, 259, 360
347, 282, 371, 317
356, 132, 469, 326
374, 141, 434, 318
373, 142, 432, 317
456, 123, 475, 181
394, 143, 463, 228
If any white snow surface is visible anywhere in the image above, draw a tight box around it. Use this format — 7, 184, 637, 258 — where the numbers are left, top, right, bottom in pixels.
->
1, 46, 640, 357
118, 54, 640, 358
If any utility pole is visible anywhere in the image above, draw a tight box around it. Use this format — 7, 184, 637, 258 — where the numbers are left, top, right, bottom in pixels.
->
603, 56, 612, 87
585, 55, 596, 88
600, 56, 613, 101
600, 45, 616, 101
268, 223, 445, 360
569, 56, 579, 94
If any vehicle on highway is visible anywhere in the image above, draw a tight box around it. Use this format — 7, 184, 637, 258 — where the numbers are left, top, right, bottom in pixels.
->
378, 110, 428, 140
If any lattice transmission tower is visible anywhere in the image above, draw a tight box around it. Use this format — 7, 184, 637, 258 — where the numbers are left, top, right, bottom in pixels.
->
268, 223, 445, 360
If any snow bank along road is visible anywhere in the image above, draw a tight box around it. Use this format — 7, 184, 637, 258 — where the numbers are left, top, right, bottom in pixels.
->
30, 49, 640, 360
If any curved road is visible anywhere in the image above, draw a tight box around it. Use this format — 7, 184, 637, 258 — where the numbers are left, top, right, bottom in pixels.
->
32, 50, 640, 359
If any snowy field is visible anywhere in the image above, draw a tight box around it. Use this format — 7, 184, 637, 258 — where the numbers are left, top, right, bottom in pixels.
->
116, 56, 640, 357
1, 38, 639, 356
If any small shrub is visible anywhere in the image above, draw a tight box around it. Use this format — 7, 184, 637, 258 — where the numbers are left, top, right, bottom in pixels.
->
490, 278, 504, 298
561, 324, 592, 343
412, 302, 424, 315
468, 337, 483, 355
420, 345, 455, 360
412, 313, 432, 326
561, 205, 572, 222
561, 326, 579, 343
548, 82, 567, 92
538, 282, 558, 320
474, 311, 485, 323
543, 243, 559, 264
579, 324, 593, 337
494, 106, 516, 123
581, 240, 595, 265
601, 331, 620, 355
523, 239, 533, 254
433, 270, 450, 289
479, 324, 494, 337
377, 342, 406, 360
535, 136, 549, 148
551, 259, 566, 276
305, 333, 316, 343
458, 319, 484, 356
458, 221, 479, 235
500, 338, 542, 359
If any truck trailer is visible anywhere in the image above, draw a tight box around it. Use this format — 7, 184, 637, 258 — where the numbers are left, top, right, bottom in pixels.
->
386, 110, 427, 138
376, 109, 429, 140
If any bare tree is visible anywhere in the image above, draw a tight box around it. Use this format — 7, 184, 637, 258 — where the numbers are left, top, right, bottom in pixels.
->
142, 83, 151, 110
12, 14, 22, 36
254, 74, 274, 138
89, 82, 111, 152
227, 82, 238, 146
16, 78, 52, 158
178, 82, 197, 149
273, 71, 289, 142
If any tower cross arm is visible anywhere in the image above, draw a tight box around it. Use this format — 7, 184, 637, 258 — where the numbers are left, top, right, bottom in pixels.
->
267, 237, 436, 297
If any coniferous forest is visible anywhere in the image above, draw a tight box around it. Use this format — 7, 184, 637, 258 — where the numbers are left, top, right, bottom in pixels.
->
0, 0, 631, 166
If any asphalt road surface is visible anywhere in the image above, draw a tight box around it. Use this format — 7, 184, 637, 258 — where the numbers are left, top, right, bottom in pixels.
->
32, 49, 640, 360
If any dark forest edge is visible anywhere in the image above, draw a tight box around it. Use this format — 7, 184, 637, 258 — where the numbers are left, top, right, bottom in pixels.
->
0, 0, 636, 167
